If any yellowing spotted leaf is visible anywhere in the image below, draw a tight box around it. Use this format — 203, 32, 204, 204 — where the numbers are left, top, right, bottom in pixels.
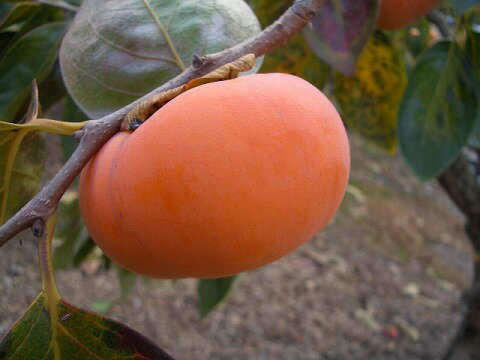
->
333, 31, 407, 152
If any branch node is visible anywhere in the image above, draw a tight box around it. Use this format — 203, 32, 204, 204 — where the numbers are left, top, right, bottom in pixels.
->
192, 54, 203, 68
31, 219, 44, 238
291, 5, 315, 22
73, 130, 85, 143
192, 54, 213, 68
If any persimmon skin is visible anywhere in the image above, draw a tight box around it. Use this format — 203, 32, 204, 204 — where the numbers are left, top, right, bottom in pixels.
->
79, 73, 350, 279
377, 0, 440, 30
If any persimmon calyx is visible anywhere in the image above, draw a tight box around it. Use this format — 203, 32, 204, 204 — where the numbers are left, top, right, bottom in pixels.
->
121, 53, 256, 131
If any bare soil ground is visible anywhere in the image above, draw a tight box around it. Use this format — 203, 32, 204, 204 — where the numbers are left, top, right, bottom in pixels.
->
0, 133, 474, 359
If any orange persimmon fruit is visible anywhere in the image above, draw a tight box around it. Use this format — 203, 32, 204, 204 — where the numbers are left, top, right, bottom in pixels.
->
377, 0, 440, 30
79, 73, 350, 279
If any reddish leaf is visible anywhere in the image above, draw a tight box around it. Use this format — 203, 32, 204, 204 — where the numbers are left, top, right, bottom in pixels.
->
303, 0, 379, 75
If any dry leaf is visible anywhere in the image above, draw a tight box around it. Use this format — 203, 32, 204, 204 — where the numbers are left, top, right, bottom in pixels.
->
121, 54, 256, 131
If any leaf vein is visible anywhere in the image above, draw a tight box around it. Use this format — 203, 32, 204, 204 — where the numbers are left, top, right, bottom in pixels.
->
84, 5, 178, 65
5, 300, 43, 360
56, 322, 103, 360
140, 0, 186, 71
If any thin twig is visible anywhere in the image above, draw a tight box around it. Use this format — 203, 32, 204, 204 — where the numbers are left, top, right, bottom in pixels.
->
36, 0, 79, 13
0, 0, 323, 246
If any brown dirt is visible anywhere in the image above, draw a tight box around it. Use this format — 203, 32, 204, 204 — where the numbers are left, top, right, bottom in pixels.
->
0, 133, 474, 359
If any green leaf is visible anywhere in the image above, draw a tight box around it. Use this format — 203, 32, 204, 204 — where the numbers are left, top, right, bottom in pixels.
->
0, 293, 175, 359
60, 0, 262, 118
398, 41, 479, 180
0, 81, 44, 224
8, 61, 67, 123
0, 21, 66, 121
334, 31, 407, 152
466, 16, 480, 148
0, 6, 65, 60
303, 0, 379, 75
197, 276, 236, 318
466, 16, 480, 77
0, 131, 45, 223
0, 31, 14, 58
0, 1, 41, 31
468, 108, 480, 147
117, 266, 137, 300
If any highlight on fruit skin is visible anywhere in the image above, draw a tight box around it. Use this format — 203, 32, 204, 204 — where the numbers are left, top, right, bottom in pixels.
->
79, 73, 350, 279
377, 0, 440, 30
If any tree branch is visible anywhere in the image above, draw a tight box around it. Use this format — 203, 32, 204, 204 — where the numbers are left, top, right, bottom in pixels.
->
438, 151, 480, 250
0, 0, 323, 246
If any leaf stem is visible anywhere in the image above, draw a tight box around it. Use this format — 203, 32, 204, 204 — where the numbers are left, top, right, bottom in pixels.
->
0, 119, 89, 135
141, 0, 186, 71
32, 119, 90, 135
38, 213, 61, 359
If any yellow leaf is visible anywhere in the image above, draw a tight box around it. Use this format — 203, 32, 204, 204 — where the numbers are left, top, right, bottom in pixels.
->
333, 31, 407, 152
